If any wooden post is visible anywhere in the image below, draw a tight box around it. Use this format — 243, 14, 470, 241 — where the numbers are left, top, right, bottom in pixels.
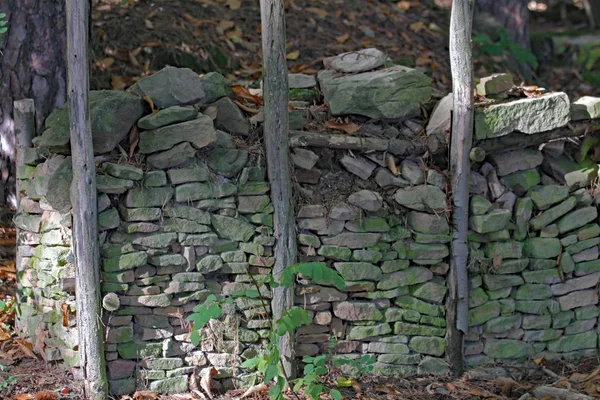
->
66, 1, 108, 398
260, 0, 298, 379
447, 0, 474, 376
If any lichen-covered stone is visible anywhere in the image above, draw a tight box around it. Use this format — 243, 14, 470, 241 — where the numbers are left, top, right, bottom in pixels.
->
334, 262, 382, 281
332, 301, 383, 321
347, 323, 392, 340
523, 238, 561, 259
557, 207, 598, 234
529, 197, 576, 231
378, 267, 433, 290
469, 209, 511, 234
208, 149, 248, 178
394, 185, 447, 212
409, 336, 445, 356
547, 331, 597, 353
484, 339, 532, 359
468, 301, 500, 326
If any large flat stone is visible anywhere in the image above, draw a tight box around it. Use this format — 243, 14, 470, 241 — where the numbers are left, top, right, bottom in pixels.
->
318, 66, 432, 120
474, 92, 570, 139
489, 148, 543, 176
139, 116, 216, 154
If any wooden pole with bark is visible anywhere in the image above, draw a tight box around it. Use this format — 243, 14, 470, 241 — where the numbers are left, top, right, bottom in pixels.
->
66, 1, 108, 398
447, 0, 474, 376
260, 0, 298, 379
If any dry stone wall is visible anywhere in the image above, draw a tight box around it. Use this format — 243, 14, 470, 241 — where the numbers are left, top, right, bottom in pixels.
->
466, 143, 600, 366
293, 155, 452, 377
12, 51, 600, 397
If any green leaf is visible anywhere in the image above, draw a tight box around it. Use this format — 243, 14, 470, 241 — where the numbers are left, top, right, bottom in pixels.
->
0, 27, 6, 34
241, 358, 259, 369
190, 330, 200, 346
0, 13, 6, 18
0, 21, 7, 26
330, 389, 343, 400
264, 364, 279, 382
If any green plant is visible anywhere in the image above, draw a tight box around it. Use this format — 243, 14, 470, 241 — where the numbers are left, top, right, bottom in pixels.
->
187, 262, 356, 400
0, 365, 17, 390
473, 28, 538, 70
0, 12, 7, 47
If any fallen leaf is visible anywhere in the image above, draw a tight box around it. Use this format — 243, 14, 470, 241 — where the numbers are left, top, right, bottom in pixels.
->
533, 356, 545, 365
13, 394, 34, 400
143, 96, 159, 114
200, 367, 219, 399
132, 391, 159, 400
144, 19, 153, 29
181, 13, 205, 27
217, 20, 235, 34
306, 7, 327, 19
415, 55, 430, 66
397, 1, 411, 10
34, 391, 58, 400
129, 126, 140, 159
351, 379, 361, 393
324, 120, 361, 135
374, 386, 398, 394
240, 383, 268, 399
233, 100, 261, 115
34, 325, 47, 362
111, 76, 136, 91
128, 47, 141, 67
99, 57, 115, 69
387, 155, 400, 176
410, 21, 425, 32
15, 338, 38, 360
231, 85, 264, 106
336, 377, 353, 387
335, 33, 349, 43
225, 0, 241, 10
61, 303, 69, 327
286, 50, 300, 60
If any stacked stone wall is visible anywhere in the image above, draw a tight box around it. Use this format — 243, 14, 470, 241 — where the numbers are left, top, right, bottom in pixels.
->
292, 149, 451, 377
466, 144, 600, 366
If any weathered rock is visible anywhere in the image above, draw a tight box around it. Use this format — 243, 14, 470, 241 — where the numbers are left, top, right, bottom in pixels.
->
407, 211, 449, 234
400, 160, 424, 184
318, 66, 432, 120
529, 196, 576, 231
523, 238, 561, 258
476, 73, 513, 96
426, 93, 452, 137
211, 215, 255, 242
474, 92, 570, 139
340, 155, 376, 180
334, 262, 382, 281
469, 209, 511, 234
147, 142, 196, 169
291, 149, 319, 170
139, 116, 216, 154
489, 149, 543, 177
394, 185, 446, 212
128, 66, 209, 108
348, 190, 382, 212
547, 331, 597, 353
542, 155, 598, 191
326, 48, 387, 73
484, 339, 531, 358
409, 336, 445, 356
378, 267, 433, 290
333, 301, 383, 321
558, 289, 598, 311
212, 97, 250, 136
470, 195, 492, 215
124, 187, 174, 208
528, 185, 569, 210
137, 106, 198, 130
288, 73, 317, 89
36, 91, 145, 155
571, 96, 600, 120
208, 149, 249, 178
500, 169, 541, 196
557, 207, 598, 234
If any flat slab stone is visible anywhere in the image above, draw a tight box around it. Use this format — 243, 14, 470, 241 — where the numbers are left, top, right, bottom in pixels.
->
318, 66, 431, 120
137, 106, 198, 130
474, 92, 570, 139
325, 48, 387, 73
288, 73, 317, 89
394, 185, 446, 212
139, 116, 216, 154
571, 96, 600, 120
488, 148, 543, 176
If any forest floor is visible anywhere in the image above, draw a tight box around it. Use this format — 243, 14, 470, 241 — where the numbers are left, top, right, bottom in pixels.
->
1, 0, 599, 399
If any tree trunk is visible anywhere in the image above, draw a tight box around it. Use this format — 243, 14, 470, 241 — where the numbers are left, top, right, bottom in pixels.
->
0, 0, 67, 207
475, 0, 530, 49
67, 1, 107, 399
584, 0, 600, 29
260, 0, 298, 380
447, 0, 475, 377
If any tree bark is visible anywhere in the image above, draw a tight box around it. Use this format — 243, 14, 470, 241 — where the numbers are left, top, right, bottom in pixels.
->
67, 1, 107, 399
475, 0, 530, 49
584, 0, 600, 29
0, 0, 67, 207
447, 0, 474, 377
260, 0, 298, 380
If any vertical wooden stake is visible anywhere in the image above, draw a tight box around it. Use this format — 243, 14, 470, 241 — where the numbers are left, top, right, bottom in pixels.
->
447, 0, 474, 376
260, 0, 298, 379
66, 1, 108, 398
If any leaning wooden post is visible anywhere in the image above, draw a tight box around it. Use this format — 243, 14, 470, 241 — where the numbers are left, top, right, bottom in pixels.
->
447, 0, 474, 376
66, 1, 108, 398
260, 0, 298, 379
